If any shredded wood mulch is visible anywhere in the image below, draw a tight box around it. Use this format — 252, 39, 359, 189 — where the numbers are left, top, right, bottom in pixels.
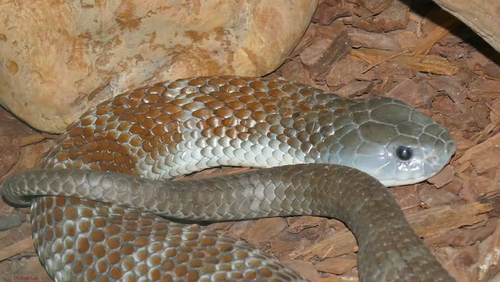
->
1, 1, 499, 281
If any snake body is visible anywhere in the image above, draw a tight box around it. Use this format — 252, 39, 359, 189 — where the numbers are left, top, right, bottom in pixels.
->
2, 76, 456, 281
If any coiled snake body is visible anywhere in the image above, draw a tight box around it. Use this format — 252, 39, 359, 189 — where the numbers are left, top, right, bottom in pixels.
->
2, 76, 457, 281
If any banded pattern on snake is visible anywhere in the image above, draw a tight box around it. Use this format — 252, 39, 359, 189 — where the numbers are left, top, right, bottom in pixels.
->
2, 76, 457, 282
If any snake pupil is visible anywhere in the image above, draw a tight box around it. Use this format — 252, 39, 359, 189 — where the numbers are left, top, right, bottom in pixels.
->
396, 146, 413, 161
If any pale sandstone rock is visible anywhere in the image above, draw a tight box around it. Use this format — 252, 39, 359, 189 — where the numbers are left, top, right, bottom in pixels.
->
0, 0, 318, 132
432, 0, 500, 54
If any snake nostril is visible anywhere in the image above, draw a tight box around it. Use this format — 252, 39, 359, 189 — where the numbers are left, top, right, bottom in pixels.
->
447, 141, 457, 156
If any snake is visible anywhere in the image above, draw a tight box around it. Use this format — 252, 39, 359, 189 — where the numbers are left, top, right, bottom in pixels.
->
1, 76, 457, 282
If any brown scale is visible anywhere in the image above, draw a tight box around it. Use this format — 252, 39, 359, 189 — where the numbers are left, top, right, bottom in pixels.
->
31, 76, 338, 281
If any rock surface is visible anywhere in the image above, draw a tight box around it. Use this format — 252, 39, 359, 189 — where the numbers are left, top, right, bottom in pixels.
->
431, 0, 500, 53
0, 0, 318, 133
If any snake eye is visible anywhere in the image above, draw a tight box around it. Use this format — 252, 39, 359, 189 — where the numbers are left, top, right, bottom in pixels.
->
396, 146, 413, 161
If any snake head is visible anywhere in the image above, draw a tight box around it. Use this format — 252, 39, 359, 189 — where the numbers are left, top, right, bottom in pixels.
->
340, 97, 456, 187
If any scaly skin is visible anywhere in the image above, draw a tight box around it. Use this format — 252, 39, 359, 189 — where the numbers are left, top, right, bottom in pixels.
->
4, 165, 456, 281
2, 76, 456, 282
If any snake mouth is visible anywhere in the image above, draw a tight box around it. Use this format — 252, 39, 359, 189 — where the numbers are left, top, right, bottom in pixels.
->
381, 171, 440, 187
373, 145, 455, 188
